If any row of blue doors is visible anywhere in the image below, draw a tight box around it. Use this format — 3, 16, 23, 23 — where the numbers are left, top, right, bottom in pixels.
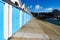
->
0, 0, 32, 40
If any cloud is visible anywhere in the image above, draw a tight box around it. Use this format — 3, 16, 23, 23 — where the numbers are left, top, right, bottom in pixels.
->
44, 8, 53, 11
27, 5, 32, 9
27, 7, 29, 8
30, 5, 32, 8
35, 5, 42, 10
58, 8, 60, 10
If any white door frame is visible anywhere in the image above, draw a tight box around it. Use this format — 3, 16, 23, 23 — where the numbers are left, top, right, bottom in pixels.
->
4, 0, 26, 40
20, 10, 22, 28
4, 3, 12, 40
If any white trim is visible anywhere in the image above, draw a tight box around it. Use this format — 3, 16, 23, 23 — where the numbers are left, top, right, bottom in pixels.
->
26, 14, 27, 22
8, 5, 12, 38
4, 3, 9, 40
20, 10, 22, 28
24, 13, 26, 24
19, 4, 25, 28
11, 0, 17, 3
22, 4, 25, 9
4, 3, 12, 40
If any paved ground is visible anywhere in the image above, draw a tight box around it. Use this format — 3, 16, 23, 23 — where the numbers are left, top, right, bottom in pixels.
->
37, 19, 60, 40
9, 17, 60, 40
9, 17, 49, 40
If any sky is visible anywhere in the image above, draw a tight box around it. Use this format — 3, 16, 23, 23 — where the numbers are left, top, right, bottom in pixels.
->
21, 0, 60, 12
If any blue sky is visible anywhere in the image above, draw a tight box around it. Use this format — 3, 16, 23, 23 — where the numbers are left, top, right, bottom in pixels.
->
21, 0, 60, 12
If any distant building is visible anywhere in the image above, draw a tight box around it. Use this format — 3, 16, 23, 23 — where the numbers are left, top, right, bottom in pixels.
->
31, 9, 60, 20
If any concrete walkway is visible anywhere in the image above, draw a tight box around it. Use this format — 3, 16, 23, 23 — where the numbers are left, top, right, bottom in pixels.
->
37, 19, 60, 40
9, 17, 50, 40
13, 32, 49, 38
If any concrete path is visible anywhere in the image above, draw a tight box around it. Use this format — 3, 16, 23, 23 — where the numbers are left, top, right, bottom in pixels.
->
13, 32, 49, 38
9, 17, 50, 40
37, 19, 60, 40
